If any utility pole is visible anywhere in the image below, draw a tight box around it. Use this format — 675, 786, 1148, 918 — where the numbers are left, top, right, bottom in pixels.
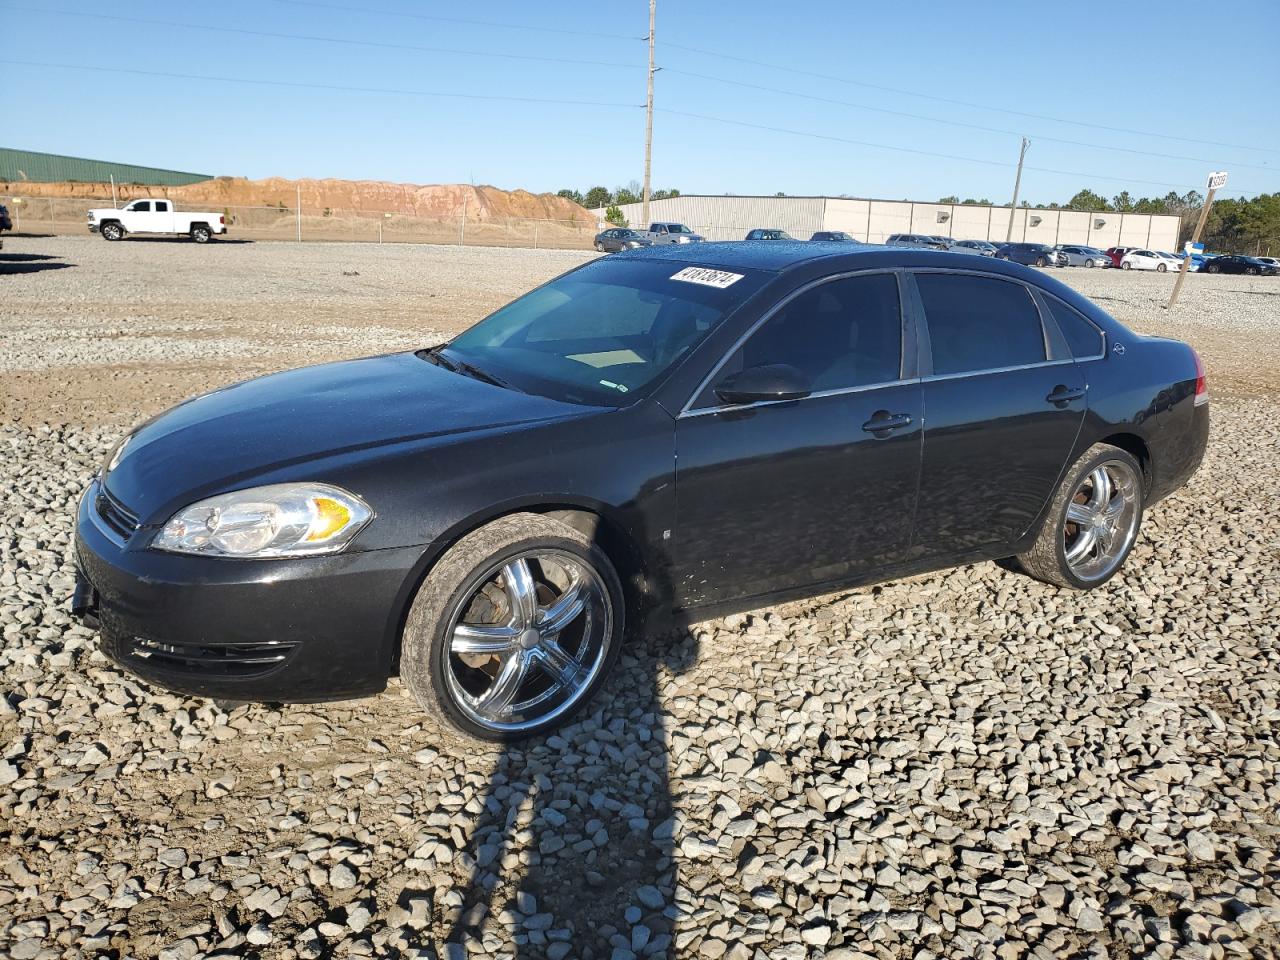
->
641, 0, 656, 228
1167, 171, 1227, 310
1005, 137, 1029, 243
295, 182, 302, 242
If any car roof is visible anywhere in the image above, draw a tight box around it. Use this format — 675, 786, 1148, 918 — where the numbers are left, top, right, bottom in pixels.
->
615, 241, 1042, 273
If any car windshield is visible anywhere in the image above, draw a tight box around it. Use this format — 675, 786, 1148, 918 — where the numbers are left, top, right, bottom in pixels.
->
439, 258, 769, 407
667, 224, 689, 234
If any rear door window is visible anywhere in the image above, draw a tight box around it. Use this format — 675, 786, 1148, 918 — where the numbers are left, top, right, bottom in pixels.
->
1042, 294, 1105, 359
915, 273, 1046, 375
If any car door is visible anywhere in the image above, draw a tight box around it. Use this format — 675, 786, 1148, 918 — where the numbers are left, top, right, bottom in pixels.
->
672, 271, 923, 608
908, 269, 1085, 557
152, 200, 175, 233
120, 200, 153, 232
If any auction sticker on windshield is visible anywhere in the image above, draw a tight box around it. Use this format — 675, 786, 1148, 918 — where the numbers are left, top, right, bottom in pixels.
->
670, 267, 744, 289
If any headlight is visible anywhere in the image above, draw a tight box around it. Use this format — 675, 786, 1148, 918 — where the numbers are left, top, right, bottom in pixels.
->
152, 483, 372, 558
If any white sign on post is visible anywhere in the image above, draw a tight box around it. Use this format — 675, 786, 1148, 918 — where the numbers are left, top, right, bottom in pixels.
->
1206, 171, 1228, 191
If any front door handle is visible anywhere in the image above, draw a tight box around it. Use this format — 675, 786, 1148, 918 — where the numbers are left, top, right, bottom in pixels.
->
862, 411, 914, 435
1046, 385, 1086, 406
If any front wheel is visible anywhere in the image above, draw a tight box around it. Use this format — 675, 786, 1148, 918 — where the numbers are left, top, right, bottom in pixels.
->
1157, 263, 1167, 273
1121, 261, 1132, 270
191, 225, 212, 243
594, 241, 604, 252
1247, 266, 1259, 275
400, 513, 624, 741
1014, 444, 1144, 589
1084, 258, 1095, 268
1035, 256, 1047, 267
1207, 264, 1219, 274
100, 222, 124, 241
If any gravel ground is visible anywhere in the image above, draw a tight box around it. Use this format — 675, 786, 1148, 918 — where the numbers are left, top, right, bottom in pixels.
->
2, 236, 1279, 959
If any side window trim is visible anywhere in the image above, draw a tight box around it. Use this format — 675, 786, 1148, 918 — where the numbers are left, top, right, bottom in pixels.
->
679, 268, 916, 417
907, 267, 1073, 381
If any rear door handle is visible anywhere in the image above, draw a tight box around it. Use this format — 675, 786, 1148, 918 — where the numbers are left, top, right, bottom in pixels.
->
1046, 385, 1086, 405
862, 411, 914, 435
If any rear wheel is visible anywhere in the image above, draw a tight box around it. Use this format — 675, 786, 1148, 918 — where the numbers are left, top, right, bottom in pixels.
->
100, 222, 124, 241
191, 225, 212, 243
400, 513, 624, 741
1015, 444, 1144, 590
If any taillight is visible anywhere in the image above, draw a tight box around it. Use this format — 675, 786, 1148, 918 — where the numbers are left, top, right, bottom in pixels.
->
1192, 348, 1208, 406
219, 215, 225, 224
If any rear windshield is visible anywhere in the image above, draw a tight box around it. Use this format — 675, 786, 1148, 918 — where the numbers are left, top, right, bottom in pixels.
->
442, 258, 770, 406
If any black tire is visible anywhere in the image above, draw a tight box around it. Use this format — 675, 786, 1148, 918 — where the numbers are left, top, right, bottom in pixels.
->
1247, 266, 1259, 275
1014, 443, 1145, 590
1121, 261, 1131, 270
1084, 258, 1095, 268
1035, 257, 1047, 267
100, 221, 124, 241
191, 224, 212, 243
1157, 263, 1167, 273
1207, 264, 1219, 274
400, 512, 625, 742
594, 241, 604, 252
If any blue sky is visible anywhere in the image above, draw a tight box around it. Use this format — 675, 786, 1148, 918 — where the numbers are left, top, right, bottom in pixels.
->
4, 0, 1278, 203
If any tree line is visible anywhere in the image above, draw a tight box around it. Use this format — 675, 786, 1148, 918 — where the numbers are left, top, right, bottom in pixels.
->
557, 181, 681, 210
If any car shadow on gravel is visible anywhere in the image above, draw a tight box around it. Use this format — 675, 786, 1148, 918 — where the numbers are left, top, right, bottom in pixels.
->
0, 253, 75, 274
443, 627, 698, 958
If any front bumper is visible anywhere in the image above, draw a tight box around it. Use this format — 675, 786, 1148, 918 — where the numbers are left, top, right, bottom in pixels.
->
73, 480, 425, 702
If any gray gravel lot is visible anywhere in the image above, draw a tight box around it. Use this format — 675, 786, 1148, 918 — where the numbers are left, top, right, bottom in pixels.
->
1, 237, 1278, 959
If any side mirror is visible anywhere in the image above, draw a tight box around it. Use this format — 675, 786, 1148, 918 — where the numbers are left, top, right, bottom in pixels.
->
714, 364, 811, 405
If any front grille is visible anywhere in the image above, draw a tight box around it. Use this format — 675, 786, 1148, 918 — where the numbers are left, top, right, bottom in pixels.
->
96, 488, 140, 541
119, 636, 298, 679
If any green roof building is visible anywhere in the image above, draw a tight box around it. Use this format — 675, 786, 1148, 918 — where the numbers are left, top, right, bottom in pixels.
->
0, 147, 212, 186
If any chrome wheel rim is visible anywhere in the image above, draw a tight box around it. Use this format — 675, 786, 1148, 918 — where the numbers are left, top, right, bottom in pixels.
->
1063, 460, 1140, 582
444, 549, 612, 733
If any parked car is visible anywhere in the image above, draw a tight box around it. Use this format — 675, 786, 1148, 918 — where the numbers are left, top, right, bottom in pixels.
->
745, 228, 795, 241
640, 222, 703, 245
88, 199, 227, 243
0, 202, 10, 249
1255, 256, 1280, 270
1187, 253, 1210, 271
995, 243, 1064, 267
1120, 249, 1176, 272
810, 231, 861, 242
886, 233, 949, 250
1203, 255, 1279, 276
73, 243, 1209, 740
1053, 245, 1110, 268
1105, 246, 1137, 268
951, 239, 999, 256
594, 228, 652, 253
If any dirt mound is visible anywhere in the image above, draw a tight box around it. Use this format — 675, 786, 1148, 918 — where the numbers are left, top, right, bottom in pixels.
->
0, 176, 595, 223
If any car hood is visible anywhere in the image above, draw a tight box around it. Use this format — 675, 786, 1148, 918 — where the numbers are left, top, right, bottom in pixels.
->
104, 351, 591, 521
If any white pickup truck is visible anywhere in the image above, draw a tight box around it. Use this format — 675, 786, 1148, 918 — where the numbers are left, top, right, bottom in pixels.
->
641, 221, 704, 245
88, 198, 228, 243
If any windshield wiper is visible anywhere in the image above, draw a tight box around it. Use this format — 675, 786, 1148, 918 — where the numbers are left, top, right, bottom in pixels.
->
421, 346, 520, 392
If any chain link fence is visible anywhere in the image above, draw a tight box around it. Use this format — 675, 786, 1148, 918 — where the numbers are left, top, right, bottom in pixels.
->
1, 195, 601, 250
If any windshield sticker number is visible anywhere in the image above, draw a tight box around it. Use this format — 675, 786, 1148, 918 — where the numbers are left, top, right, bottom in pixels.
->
670, 267, 744, 289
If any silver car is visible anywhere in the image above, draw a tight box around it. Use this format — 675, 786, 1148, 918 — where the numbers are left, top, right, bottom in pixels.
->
1053, 244, 1111, 268
950, 239, 999, 256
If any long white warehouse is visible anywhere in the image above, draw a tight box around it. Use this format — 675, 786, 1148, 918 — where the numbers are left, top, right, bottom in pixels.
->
595, 195, 1181, 251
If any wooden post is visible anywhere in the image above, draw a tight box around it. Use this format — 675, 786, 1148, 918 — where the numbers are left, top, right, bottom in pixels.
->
1005, 137, 1029, 243
1167, 172, 1226, 310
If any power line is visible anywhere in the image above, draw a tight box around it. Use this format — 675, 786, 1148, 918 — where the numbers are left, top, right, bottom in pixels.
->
662, 40, 1277, 156
1, 59, 643, 109
662, 68, 1275, 173
7, 6, 635, 69
261, 0, 641, 42
657, 108, 1261, 194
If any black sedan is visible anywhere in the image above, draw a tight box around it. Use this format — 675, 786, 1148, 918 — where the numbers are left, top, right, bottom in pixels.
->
1203, 255, 1278, 276
73, 243, 1209, 740
593, 228, 651, 253
810, 231, 861, 242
